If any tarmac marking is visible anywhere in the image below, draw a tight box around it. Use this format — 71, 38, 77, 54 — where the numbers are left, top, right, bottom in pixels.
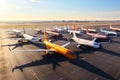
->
31, 69, 40, 80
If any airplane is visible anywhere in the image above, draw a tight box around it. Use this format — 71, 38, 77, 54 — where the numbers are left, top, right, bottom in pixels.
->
86, 28, 108, 39
81, 26, 97, 33
100, 28, 117, 36
110, 25, 120, 32
8, 29, 42, 44
72, 32, 101, 48
34, 29, 43, 34
68, 26, 83, 35
46, 30, 63, 39
14, 31, 76, 60
54, 26, 72, 32
7, 29, 22, 37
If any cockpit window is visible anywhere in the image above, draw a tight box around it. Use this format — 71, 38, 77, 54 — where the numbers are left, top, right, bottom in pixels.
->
68, 51, 74, 55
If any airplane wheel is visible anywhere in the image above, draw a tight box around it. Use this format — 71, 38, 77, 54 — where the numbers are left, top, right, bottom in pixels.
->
39, 39, 42, 42
99, 44, 102, 49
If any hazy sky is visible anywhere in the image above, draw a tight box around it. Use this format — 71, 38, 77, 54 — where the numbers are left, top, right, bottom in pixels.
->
0, 0, 120, 21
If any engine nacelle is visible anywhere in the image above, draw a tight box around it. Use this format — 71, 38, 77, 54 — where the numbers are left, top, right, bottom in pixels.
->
18, 39, 23, 43
38, 38, 42, 42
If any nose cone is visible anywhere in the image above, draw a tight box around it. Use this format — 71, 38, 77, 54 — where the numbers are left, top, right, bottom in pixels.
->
71, 53, 77, 59
67, 51, 77, 60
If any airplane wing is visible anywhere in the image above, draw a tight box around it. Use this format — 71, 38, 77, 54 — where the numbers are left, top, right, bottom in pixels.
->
14, 49, 56, 52
2, 37, 23, 40
61, 42, 70, 48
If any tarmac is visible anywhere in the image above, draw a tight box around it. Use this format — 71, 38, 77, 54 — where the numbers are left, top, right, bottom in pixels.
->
0, 27, 120, 80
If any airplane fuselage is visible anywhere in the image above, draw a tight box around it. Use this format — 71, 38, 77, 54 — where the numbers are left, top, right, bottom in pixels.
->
23, 34, 38, 43
100, 29, 117, 36
44, 40, 76, 59
87, 33, 107, 39
72, 36, 101, 48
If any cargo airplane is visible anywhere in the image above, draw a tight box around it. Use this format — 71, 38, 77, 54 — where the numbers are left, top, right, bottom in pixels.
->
72, 32, 101, 48
14, 31, 76, 60
110, 25, 120, 32
100, 28, 117, 36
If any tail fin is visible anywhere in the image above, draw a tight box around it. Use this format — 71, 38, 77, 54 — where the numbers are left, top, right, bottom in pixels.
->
23, 27, 26, 34
44, 31, 49, 41
86, 28, 89, 34
73, 32, 77, 38
110, 25, 112, 29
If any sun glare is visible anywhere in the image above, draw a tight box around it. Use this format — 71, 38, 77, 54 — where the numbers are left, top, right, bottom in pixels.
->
0, 0, 8, 13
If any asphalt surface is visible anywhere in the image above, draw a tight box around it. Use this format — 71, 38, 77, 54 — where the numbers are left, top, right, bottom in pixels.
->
0, 28, 120, 80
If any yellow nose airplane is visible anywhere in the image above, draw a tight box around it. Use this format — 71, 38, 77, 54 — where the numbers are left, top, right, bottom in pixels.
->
15, 30, 76, 60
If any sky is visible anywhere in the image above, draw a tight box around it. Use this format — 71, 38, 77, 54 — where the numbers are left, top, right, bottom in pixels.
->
0, 0, 120, 21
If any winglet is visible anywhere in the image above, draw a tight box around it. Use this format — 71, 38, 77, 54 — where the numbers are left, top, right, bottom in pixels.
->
44, 29, 49, 41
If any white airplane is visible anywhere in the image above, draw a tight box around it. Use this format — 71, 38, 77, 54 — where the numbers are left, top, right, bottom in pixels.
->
54, 26, 64, 32
72, 32, 101, 48
9, 29, 42, 43
68, 29, 83, 35
100, 28, 117, 36
7, 29, 22, 37
17, 34, 42, 43
54, 26, 72, 32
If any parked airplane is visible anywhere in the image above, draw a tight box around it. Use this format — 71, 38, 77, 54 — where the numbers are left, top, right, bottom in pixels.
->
68, 28, 83, 35
100, 28, 117, 36
34, 29, 42, 34
17, 33, 42, 43
72, 32, 101, 48
14, 31, 76, 60
46, 30, 63, 39
54, 26, 64, 32
54, 26, 71, 32
110, 25, 120, 32
86, 28, 107, 39
7, 29, 22, 37
81, 27, 97, 33
9, 29, 42, 43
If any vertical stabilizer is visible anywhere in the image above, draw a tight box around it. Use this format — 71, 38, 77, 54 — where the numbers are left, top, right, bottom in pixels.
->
73, 32, 77, 38
44, 31, 49, 41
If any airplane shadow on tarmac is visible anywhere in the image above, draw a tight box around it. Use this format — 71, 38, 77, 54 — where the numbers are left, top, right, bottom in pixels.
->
97, 46, 120, 57
12, 48, 116, 80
